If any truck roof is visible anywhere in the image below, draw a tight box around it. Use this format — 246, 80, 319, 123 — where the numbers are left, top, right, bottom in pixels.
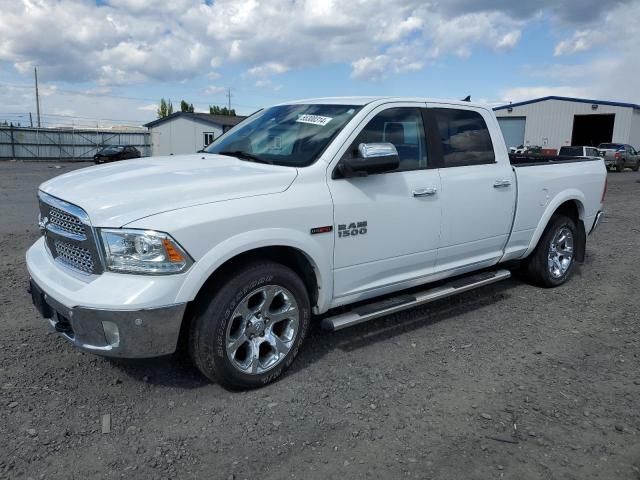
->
279, 96, 490, 110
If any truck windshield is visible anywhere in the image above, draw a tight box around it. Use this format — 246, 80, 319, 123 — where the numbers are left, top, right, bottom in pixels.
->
205, 104, 361, 167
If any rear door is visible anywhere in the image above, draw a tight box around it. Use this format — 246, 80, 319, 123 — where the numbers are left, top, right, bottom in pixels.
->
328, 104, 442, 301
626, 145, 639, 167
426, 104, 516, 272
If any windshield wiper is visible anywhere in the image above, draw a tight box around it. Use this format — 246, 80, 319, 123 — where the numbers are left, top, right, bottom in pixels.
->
218, 150, 273, 164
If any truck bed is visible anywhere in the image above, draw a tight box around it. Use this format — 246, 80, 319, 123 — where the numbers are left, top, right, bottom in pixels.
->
504, 157, 606, 260
509, 154, 602, 167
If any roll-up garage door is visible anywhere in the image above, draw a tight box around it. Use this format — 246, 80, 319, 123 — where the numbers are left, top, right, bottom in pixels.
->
497, 117, 526, 149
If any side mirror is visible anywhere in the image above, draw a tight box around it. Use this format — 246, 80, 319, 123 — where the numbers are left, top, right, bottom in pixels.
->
337, 142, 400, 178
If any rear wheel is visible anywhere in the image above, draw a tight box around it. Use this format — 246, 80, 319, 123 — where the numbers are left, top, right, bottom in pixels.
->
524, 214, 577, 288
189, 261, 310, 389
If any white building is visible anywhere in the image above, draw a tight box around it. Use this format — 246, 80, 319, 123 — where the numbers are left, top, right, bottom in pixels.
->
494, 96, 640, 152
145, 112, 246, 157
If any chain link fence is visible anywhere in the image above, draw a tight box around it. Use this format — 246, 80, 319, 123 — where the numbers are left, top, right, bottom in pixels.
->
0, 126, 150, 161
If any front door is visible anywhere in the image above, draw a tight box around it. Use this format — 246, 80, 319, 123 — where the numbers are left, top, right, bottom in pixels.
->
328, 105, 442, 303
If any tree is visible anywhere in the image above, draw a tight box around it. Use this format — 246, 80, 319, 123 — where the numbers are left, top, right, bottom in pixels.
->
180, 100, 194, 113
157, 98, 174, 118
209, 105, 236, 116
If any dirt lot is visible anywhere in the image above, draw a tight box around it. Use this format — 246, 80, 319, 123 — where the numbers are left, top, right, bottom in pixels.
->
1, 161, 639, 480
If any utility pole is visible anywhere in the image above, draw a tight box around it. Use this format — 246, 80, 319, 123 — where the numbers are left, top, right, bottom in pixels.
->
226, 88, 232, 111
29, 112, 33, 127
34, 66, 41, 128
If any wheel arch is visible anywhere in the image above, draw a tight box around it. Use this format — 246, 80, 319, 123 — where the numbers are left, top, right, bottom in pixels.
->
524, 193, 587, 261
193, 245, 320, 307
176, 230, 332, 313
174, 237, 330, 354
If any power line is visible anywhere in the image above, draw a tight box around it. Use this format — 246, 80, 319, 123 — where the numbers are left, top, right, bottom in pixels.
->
0, 81, 263, 109
0, 111, 150, 123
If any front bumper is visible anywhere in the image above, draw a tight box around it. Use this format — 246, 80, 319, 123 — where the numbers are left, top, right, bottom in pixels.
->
26, 238, 189, 358
29, 278, 186, 358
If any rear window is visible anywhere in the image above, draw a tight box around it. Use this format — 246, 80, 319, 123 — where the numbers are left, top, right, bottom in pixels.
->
431, 108, 495, 167
559, 146, 583, 156
99, 146, 124, 154
598, 143, 623, 150
586, 148, 599, 157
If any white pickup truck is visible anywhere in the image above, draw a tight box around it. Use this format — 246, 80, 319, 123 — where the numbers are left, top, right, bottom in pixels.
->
27, 97, 607, 388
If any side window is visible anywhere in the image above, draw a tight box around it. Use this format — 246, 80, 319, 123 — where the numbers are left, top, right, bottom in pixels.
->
345, 108, 427, 173
203, 132, 215, 147
431, 108, 495, 167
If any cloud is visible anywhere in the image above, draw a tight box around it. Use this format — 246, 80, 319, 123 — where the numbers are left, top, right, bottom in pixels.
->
204, 85, 226, 95
508, 1, 640, 104
0, 83, 153, 127
554, 31, 595, 56
500, 86, 593, 103
254, 79, 282, 91
0, 0, 528, 85
351, 51, 423, 81
137, 103, 158, 112
0, 0, 637, 95
440, 0, 634, 24
247, 62, 289, 77
496, 31, 522, 50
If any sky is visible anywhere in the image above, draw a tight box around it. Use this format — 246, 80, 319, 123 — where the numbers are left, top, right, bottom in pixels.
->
1, 0, 639, 128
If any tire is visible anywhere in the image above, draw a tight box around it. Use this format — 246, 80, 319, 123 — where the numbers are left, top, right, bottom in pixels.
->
523, 214, 578, 288
189, 261, 311, 389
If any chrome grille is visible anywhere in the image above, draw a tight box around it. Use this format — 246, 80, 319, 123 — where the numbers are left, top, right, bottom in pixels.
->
38, 191, 103, 275
48, 206, 86, 237
53, 240, 95, 274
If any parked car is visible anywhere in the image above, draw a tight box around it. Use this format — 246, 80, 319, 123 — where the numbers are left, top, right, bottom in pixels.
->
94, 145, 141, 164
558, 146, 603, 159
597, 143, 640, 172
27, 97, 607, 389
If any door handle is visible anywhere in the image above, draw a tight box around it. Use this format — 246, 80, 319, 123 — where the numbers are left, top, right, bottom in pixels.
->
493, 179, 512, 188
413, 187, 437, 197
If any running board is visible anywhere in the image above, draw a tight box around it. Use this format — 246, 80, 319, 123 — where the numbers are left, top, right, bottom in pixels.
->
321, 269, 511, 332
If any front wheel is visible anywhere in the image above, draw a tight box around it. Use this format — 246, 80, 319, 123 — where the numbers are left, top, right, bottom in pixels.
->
189, 261, 310, 389
523, 214, 577, 288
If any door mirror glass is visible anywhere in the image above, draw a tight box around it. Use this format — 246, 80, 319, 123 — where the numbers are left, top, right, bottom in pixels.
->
340, 142, 400, 177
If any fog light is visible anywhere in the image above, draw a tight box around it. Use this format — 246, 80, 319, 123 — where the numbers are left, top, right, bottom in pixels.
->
102, 321, 120, 348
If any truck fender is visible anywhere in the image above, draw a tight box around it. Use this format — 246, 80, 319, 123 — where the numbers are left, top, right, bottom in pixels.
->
175, 228, 333, 312
523, 190, 586, 259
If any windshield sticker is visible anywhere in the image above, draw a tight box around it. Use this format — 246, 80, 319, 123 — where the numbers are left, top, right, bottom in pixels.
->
268, 136, 282, 150
296, 114, 333, 126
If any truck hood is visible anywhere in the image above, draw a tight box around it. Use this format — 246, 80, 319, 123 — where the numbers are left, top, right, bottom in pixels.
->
40, 154, 298, 226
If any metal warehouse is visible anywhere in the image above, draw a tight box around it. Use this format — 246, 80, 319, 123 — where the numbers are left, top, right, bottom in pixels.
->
145, 112, 245, 157
494, 96, 640, 151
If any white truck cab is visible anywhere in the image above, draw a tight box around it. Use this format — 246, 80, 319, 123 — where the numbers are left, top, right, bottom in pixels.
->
27, 97, 607, 388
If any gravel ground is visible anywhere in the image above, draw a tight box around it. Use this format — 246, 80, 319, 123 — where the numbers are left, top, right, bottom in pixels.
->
1, 161, 639, 480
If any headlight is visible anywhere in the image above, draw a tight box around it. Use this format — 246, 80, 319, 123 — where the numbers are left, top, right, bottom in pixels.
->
100, 229, 192, 274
